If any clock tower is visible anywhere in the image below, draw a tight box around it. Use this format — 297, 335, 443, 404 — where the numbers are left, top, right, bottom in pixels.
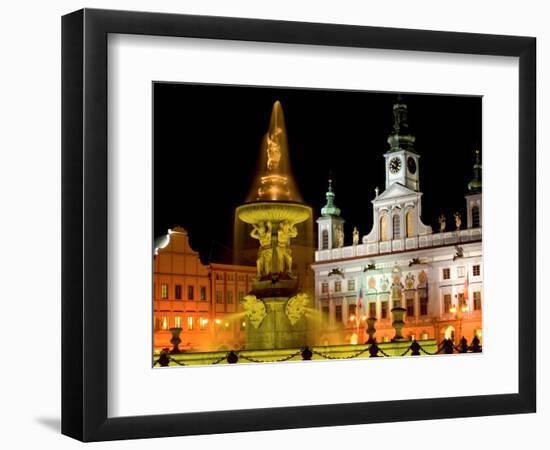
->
384, 97, 420, 191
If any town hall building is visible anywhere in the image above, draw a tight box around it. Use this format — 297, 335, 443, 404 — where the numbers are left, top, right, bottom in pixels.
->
312, 98, 483, 346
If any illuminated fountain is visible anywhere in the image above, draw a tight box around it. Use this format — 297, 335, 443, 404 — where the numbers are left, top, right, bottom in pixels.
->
236, 100, 312, 350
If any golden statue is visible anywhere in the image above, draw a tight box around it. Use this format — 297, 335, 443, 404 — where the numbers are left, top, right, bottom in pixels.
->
277, 220, 297, 274
454, 212, 462, 230
438, 214, 446, 233
266, 127, 283, 172
250, 221, 272, 277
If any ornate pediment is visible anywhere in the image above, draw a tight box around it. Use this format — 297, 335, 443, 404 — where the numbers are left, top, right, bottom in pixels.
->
374, 182, 417, 202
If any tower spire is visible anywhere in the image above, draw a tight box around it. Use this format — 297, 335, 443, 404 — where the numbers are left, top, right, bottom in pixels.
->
387, 95, 416, 152
467, 149, 482, 193
321, 175, 341, 217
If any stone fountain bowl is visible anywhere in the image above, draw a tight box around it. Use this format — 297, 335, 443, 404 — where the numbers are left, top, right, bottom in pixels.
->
236, 201, 311, 225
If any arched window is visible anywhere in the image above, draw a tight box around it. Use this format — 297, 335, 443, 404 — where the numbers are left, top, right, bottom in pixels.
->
393, 214, 401, 239
321, 229, 329, 249
380, 214, 388, 241
406, 210, 414, 238
472, 205, 480, 228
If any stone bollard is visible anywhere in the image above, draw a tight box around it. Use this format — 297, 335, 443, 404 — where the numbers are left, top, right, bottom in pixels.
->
391, 307, 407, 341
471, 336, 482, 353
443, 338, 454, 354
301, 346, 313, 360
157, 348, 170, 367
459, 337, 469, 353
366, 317, 377, 344
368, 341, 380, 357
410, 340, 421, 356
227, 351, 239, 364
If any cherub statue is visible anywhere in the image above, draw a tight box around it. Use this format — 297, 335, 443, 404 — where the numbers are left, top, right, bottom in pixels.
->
352, 226, 360, 246
336, 225, 345, 248
438, 214, 446, 233
250, 221, 272, 278
266, 127, 283, 172
277, 221, 297, 274
454, 212, 462, 230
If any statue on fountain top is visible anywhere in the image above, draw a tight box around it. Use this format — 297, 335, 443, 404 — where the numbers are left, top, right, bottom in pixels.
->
266, 126, 283, 172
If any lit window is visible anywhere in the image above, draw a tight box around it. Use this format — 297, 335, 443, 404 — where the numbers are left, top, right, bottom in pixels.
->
406, 298, 414, 317
187, 316, 193, 331
334, 281, 341, 292
406, 210, 414, 238
162, 316, 168, 330
473, 264, 481, 276
458, 293, 466, 308
154, 317, 162, 331
380, 214, 388, 241
420, 295, 428, 316
175, 285, 182, 300
216, 289, 223, 304
335, 305, 343, 323
348, 304, 356, 319
174, 316, 182, 328
444, 294, 452, 313
474, 291, 482, 310
187, 285, 194, 300
442, 268, 451, 280
347, 279, 355, 291
161, 284, 168, 299
200, 286, 206, 301
227, 291, 233, 304
393, 214, 401, 239
381, 301, 388, 319
321, 282, 329, 294
369, 302, 377, 318
457, 266, 465, 278
321, 229, 329, 250
472, 205, 480, 228
199, 317, 208, 330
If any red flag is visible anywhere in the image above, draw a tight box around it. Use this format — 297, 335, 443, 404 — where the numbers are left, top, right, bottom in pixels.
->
357, 287, 363, 309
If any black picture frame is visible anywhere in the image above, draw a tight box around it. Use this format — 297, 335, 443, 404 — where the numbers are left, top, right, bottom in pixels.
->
62, 8, 536, 442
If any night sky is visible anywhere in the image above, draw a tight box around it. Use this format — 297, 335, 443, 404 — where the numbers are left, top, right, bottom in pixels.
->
154, 83, 481, 264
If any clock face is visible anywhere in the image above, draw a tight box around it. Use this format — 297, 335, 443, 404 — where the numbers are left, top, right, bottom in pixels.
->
407, 156, 417, 174
389, 157, 402, 174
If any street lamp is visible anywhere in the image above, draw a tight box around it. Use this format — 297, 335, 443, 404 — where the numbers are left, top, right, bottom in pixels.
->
449, 301, 469, 343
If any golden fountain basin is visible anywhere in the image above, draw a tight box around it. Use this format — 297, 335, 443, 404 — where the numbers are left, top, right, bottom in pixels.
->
237, 201, 311, 225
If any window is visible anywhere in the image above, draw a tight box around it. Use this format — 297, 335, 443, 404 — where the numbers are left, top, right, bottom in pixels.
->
380, 214, 388, 241
216, 289, 223, 304
393, 299, 401, 308
322, 306, 330, 323
348, 304, 356, 319
227, 291, 233, 304
161, 316, 168, 331
161, 283, 168, 299
200, 286, 206, 301
227, 274, 234, 281
420, 295, 428, 316
474, 291, 482, 310
457, 266, 465, 278
369, 302, 377, 318
393, 214, 401, 239
199, 317, 207, 330
406, 210, 414, 238
154, 317, 162, 331
442, 268, 451, 280
335, 305, 343, 323
175, 284, 182, 300
473, 264, 481, 276
444, 294, 452, 313
347, 279, 355, 291
321, 229, 329, 250
215, 273, 223, 281
187, 316, 193, 331
406, 298, 414, 317
458, 292, 466, 308
174, 316, 182, 328
381, 301, 388, 319
334, 281, 341, 292
238, 274, 245, 281
321, 282, 329, 294
238, 291, 244, 302
187, 285, 194, 300
472, 205, 480, 228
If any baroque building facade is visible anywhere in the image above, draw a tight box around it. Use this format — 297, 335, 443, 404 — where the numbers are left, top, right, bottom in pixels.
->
153, 226, 255, 352
312, 98, 483, 345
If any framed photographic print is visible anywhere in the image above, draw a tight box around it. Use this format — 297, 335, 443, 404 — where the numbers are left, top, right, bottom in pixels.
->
62, 8, 536, 442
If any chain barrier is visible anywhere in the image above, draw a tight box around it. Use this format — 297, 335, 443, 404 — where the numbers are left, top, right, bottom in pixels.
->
311, 345, 372, 360
238, 350, 302, 363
